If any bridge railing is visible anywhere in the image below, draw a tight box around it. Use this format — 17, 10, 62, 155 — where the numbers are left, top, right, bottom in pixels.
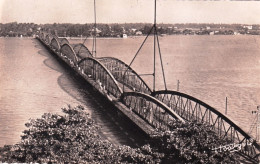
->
153, 90, 260, 161
78, 57, 123, 98
121, 92, 184, 131
98, 57, 152, 94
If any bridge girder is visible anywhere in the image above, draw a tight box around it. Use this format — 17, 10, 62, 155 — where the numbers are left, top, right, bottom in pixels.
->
78, 57, 123, 98
45, 34, 53, 45
50, 37, 61, 52
121, 91, 185, 131
72, 43, 93, 59
98, 57, 152, 94
58, 38, 70, 46
60, 43, 79, 65
40, 32, 45, 41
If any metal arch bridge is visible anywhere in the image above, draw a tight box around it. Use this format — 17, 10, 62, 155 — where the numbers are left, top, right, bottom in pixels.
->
38, 32, 260, 162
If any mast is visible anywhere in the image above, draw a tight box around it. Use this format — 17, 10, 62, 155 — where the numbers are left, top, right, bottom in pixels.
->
92, 0, 97, 57
153, 0, 167, 92
153, 0, 156, 92
123, 0, 167, 92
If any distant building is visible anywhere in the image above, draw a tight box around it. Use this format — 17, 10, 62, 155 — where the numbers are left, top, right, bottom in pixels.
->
206, 26, 211, 30
243, 25, 253, 30
121, 27, 126, 33
122, 34, 127, 38
167, 27, 173, 34
131, 28, 137, 33
130, 28, 137, 35
136, 31, 142, 35
90, 28, 102, 34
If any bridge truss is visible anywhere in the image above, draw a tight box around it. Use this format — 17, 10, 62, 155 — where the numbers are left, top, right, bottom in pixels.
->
38, 32, 260, 162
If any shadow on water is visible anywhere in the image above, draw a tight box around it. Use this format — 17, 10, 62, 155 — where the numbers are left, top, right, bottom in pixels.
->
38, 49, 50, 57
34, 44, 44, 49
33, 39, 148, 148
43, 58, 64, 73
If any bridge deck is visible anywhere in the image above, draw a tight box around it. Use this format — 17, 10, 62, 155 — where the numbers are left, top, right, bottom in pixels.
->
112, 100, 155, 136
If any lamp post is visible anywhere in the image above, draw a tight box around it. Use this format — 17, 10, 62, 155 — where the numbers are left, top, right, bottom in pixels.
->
252, 105, 260, 142
257, 105, 260, 142
177, 80, 180, 91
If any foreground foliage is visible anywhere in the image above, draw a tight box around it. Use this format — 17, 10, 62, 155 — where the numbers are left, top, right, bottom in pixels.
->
0, 106, 162, 163
0, 105, 239, 163
150, 121, 240, 163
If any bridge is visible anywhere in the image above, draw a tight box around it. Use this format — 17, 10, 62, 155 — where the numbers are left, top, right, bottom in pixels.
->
38, 32, 260, 162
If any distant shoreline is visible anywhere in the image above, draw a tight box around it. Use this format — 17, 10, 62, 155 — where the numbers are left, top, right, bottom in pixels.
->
69, 36, 148, 40
0, 34, 253, 39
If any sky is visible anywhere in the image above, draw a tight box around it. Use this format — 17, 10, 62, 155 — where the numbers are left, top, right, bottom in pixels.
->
1, 0, 260, 24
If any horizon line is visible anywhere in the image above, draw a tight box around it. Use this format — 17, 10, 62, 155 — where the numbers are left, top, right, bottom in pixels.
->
1, 21, 260, 25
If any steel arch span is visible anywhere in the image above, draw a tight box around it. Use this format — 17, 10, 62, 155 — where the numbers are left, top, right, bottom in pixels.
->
50, 37, 61, 52
58, 38, 70, 46
121, 91, 185, 131
60, 43, 79, 65
72, 43, 93, 59
78, 57, 123, 98
153, 90, 260, 161
43, 32, 48, 41
98, 57, 152, 94
45, 34, 53, 45
39, 32, 45, 41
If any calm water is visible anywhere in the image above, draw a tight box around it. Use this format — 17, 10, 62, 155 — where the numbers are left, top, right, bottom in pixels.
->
1, 35, 260, 146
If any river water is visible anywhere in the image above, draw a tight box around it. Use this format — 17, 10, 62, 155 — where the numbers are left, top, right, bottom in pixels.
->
1, 35, 260, 146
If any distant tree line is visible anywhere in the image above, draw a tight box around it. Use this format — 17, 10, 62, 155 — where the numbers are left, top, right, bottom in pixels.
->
1, 22, 260, 37
0, 22, 39, 37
